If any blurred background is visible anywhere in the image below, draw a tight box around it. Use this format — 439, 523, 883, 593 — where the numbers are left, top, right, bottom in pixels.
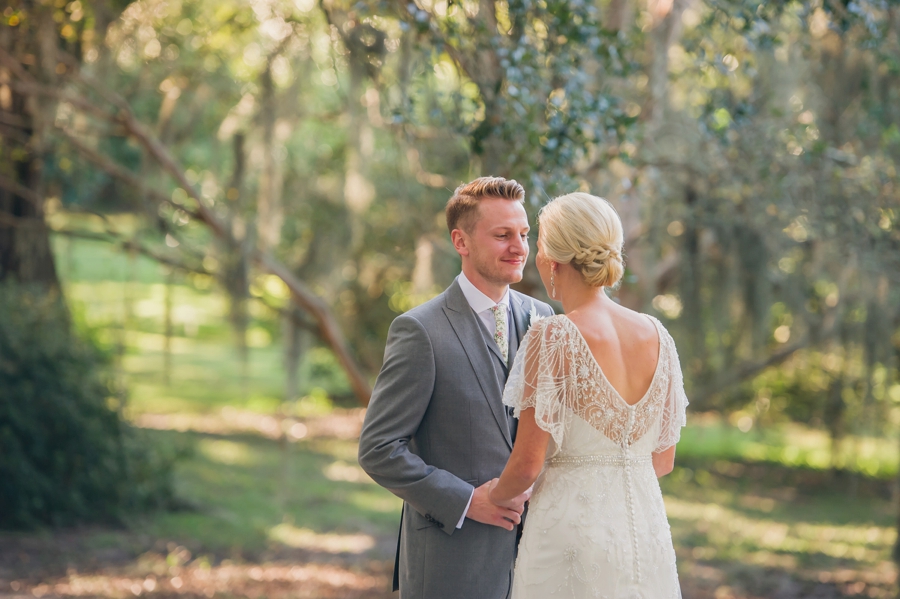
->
0, 0, 898, 597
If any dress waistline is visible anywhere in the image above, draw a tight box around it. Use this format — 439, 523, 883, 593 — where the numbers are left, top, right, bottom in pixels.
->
546, 454, 653, 468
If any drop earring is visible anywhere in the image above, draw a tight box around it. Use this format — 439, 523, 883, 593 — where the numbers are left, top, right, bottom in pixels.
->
550, 270, 556, 299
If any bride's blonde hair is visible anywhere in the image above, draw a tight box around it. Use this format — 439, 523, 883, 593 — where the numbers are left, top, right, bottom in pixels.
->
538, 192, 625, 288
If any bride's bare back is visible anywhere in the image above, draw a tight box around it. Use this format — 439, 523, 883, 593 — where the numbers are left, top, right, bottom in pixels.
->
566, 302, 661, 406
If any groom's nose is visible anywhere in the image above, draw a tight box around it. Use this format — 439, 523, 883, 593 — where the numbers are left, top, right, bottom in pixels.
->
509, 235, 527, 256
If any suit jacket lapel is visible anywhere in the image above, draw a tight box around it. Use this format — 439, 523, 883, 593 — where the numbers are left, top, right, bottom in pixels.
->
508, 292, 530, 366
442, 280, 513, 450
507, 318, 518, 369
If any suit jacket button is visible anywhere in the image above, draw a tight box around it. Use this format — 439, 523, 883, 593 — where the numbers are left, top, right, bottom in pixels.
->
425, 514, 434, 522
436, 521, 444, 529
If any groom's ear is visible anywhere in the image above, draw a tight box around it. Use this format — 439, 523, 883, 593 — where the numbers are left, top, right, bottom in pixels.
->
451, 229, 470, 257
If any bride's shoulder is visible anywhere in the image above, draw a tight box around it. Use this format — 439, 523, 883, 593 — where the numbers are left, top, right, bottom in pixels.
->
610, 305, 660, 335
525, 313, 573, 340
641, 312, 672, 335
638, 312, 680, 352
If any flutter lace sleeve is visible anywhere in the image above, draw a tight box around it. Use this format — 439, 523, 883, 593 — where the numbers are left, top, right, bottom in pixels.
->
656, 327, 689, 453
503, 316, 573, 449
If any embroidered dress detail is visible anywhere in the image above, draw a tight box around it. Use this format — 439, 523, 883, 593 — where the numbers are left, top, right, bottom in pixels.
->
546, 454, 652, 468
503, 314, 688, 599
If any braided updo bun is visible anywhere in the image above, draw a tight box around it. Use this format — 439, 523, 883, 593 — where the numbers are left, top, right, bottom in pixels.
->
538, 192, 625, 288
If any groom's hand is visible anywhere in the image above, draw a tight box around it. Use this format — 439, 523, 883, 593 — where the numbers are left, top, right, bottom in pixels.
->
466, 479, 528, 531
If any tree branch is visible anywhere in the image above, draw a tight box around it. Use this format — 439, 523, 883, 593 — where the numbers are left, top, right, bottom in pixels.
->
50, 227, 210, 276
254, 293, 318, 334
58, 129, 203, 222
104, 96, 372, 403
691, 326, 840, 404
3, 50, 374, 404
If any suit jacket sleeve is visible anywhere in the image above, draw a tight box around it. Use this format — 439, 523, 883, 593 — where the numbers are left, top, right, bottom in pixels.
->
358, 313, 473, 536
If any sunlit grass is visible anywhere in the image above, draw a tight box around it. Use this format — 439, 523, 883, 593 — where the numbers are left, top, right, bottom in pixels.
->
679, 414, 899, 478
198, 439, 258, 466
267, 524, 376, 554
666, 497, 894, 563
141, 430, 401, 556
52, 222, 163, 285
123, 343, 287, 415
54, 238, 352, 416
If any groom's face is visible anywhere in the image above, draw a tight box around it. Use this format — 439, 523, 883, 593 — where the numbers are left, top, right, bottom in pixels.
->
458, 197, 530, 286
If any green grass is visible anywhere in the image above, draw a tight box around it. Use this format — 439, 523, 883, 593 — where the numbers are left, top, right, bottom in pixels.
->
138, 430, 400, 558
660, 458, 896, 595
53, 223, 165, 285
47, 232, 395, 558
678, 416, 899, 479
54, 233, 351, 417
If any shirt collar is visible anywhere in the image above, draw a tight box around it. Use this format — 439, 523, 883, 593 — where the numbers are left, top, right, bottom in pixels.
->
458, 271, 509, 314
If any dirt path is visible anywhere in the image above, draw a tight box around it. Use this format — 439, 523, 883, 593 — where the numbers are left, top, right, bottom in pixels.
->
0, 532, 394, 599
1, 530, 890, 599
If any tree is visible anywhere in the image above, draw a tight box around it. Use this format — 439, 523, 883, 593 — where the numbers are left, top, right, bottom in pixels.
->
3, 0, 898, 433
0, 1, 69, 288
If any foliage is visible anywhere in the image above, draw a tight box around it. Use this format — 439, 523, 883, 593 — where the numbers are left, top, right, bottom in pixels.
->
634, 0, 900, 444
0, 283, 176, 529
4, 0, 899, 455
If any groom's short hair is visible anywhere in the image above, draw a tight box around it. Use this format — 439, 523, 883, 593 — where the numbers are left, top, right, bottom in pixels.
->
446, 176, 525, 234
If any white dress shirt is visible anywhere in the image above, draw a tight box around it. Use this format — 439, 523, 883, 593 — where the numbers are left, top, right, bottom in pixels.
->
458, 271, 511, 341
454, 272, 511, 527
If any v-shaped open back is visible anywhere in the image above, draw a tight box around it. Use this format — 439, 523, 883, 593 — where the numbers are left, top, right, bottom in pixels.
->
562, 314, 663, 408
556, 315, 667, 448
503, 314, 685, 452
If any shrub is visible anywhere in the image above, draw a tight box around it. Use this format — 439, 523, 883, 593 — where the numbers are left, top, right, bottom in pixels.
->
0, 283, 176, 529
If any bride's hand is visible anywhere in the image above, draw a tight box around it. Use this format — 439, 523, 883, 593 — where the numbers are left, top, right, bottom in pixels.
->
487, 478, 502, 504
489, 479, 533, 511
467, 479, 523, 530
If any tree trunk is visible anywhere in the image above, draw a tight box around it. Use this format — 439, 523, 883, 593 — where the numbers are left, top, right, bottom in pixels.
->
0, 12, 60, 289
224, 133, 250, 395
825, 376, 846, 473
644, 0, 691, 128
256, 66, 284, 251
163, 270, 174, 386
893, 417, 900, 580
343, 64, 375, 253
283, 307, 311, 404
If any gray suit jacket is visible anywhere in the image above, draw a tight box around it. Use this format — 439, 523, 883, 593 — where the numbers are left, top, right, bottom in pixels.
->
358, 278, 554, 599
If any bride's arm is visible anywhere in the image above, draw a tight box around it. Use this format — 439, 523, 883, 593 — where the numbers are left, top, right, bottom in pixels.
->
652, 446, 676, 478
488, 407, 551, 509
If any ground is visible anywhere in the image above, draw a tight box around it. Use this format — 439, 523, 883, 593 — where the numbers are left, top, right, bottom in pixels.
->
0, 408, 896, 599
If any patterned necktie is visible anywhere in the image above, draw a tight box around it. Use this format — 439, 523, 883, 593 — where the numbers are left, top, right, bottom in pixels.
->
489, 304, 509, 365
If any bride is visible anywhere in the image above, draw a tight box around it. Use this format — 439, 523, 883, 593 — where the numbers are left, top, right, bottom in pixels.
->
489, 192, 688, 598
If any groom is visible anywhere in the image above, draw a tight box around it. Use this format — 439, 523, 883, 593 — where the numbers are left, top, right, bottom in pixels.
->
358, 176, 554, 598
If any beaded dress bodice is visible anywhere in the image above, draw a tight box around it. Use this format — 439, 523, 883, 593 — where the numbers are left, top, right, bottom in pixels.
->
503, 315, 688, 599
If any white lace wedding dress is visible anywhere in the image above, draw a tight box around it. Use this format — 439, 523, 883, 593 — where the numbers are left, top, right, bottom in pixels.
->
503, 314, 688, 599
